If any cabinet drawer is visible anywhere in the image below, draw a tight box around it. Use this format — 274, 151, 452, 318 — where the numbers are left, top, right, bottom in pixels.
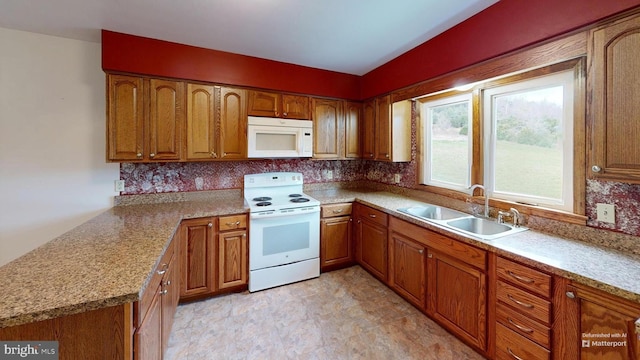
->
137, 238, 175, 327
497, 303, 550, 348
497, 281, 551, 325
355, 205, 388, 227
496, 323, 550, 360
497, 257, 551, 298
219, 214, 247, 231
322, 203, 353, 218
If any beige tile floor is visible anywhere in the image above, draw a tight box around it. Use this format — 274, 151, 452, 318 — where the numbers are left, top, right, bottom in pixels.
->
166, 266, 486, 360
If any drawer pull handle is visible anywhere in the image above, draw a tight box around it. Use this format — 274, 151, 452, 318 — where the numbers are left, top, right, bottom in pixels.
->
507, 294, 534, 309
508, 317, 534, 334
226, 221, 241, 226
507, 347, 524, 360
332, 209, 343, 214
507, 270, 535, 284
369, 214, 377, 218
157, 263, 168, 275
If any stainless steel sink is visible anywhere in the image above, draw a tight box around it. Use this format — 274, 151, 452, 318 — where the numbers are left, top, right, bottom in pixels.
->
397, 205, 468, 220
396, 204, 528, 240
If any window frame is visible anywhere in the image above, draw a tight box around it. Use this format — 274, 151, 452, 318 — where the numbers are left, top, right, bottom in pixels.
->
414, 58, 586, 223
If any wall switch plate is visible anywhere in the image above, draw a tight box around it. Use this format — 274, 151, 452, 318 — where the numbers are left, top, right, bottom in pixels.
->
114, 180, 125, 192
394, 174, 401, 183
596, 203, 615, 224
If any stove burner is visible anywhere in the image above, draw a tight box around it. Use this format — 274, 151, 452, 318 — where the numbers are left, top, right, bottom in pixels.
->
290, 197, 310, 203
253, 197, 272, 202
256, 201, 272, 206
289, 194, 302, 198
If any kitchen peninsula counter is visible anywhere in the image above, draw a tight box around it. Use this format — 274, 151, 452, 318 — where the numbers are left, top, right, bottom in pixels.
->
1, 187, 639, 330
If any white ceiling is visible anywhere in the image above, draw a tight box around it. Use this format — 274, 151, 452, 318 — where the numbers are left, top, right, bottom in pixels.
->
0, 0, 498, 75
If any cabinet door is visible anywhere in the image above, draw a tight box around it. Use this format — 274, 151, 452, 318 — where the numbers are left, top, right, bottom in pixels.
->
320, 216, 353, 271
180, 217, 216, 299
565, 283, 640, 360
135, 285, 162, 360
362, 99, 376, 159
186, 84, 217, 160
218, 229, 248, 289
247, 90, 280, 117
219, 87, 247, 160
375, 95, 392, 161
282, 94, 310, 119
428, 249, 486, 351
344, 101, 361, 158
356, 218, 388, 282
312, 98, 342, 159
589, 13, 640, 182
389, 231, 426, 310
148, 79, 184, 161
107, 74, 145, 161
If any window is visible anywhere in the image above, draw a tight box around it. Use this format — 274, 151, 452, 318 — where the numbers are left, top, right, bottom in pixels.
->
483, 71, 574, 211
419, 93, 473, 192
417, 62, 581, 215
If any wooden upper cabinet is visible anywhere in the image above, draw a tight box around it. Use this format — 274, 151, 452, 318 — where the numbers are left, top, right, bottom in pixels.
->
362, 99, 376, 159
344, 101, 361, 158
589, 12, 640, 183
312, 98, 343, 159
186, 84, 217, 160
248, 90, 310, 119
219, 87, 247, 160
107, 74, 145, 161
247, 90, 280, 117
107, 75, 185, 162
148, 79, 184, 161
282, 94, 310, 119
375, 95, 392, 161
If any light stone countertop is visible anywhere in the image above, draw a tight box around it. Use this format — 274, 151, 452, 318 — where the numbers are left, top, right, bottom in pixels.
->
1, 187, 639, 329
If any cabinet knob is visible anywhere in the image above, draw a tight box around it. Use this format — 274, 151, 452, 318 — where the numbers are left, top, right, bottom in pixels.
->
275, 111, 280, 117
211, 152, 217, 158
427, 253, 433, 258
385, 153, 389, 158
283, 112, 288, 117
136, 153, 142, 158
369, 153, 374, 158
208, 222, 213, 228
591, 165, 602, 173
160, 289, 168, 295
418, 249, 424, 254
149, 153, 155, 158
369, 214, 376, 218
566, 291, 576, 299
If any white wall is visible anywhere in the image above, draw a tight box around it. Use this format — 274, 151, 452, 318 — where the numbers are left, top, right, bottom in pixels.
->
0, 28, 120, 266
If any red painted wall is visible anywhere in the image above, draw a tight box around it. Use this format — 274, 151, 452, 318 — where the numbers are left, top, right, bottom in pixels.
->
360, 0, 640, 99
102, 30, 361, 100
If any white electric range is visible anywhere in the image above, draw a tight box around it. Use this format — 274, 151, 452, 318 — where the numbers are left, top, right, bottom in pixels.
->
244, 172, 320, 292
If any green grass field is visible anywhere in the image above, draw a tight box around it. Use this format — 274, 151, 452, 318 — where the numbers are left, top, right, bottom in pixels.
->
431, 140, 562, 199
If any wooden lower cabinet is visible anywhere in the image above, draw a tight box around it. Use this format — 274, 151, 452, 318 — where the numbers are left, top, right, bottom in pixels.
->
135, 288, 163, 360
180, 217, 217, 299
563, 282, 640, 360
320, 203, 354, 271
388, 220, 427, 310
354, 204, 388, 282
428, 249, 487, 352
180, 214, 248, 302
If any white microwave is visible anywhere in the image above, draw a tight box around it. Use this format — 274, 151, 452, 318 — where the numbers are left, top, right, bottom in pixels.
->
247, 116, 313, 158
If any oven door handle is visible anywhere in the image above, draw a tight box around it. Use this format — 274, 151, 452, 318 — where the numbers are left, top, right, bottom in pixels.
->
250, 207, 320, 219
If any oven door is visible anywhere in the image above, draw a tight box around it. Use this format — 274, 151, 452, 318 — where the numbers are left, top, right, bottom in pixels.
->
249, 207, 320, 270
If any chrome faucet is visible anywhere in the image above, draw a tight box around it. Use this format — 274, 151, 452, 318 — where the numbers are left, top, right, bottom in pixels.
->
468, 184, 489, 218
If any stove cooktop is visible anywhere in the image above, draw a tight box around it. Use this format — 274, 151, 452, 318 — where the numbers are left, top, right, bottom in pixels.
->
243, 172, 320, 212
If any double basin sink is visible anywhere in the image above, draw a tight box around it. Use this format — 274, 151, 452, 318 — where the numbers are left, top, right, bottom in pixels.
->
397, 204, 528, 240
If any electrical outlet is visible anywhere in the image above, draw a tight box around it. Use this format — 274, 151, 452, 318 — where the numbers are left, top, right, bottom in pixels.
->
326, 170, 333, 180
114, 180, 125, 192
394, 174, 401, 183
596, 203, 615, 224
